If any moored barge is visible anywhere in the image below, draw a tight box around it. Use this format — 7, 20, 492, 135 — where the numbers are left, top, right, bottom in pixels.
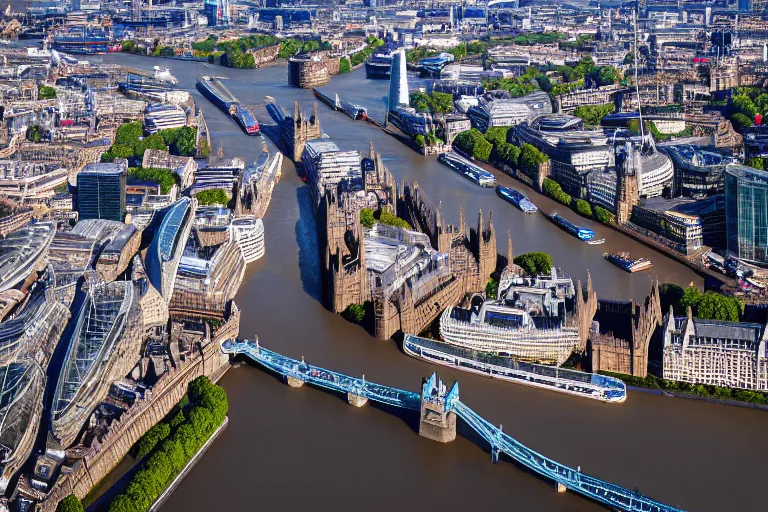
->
438, 153, 496, 187
604, 252, 653, 272
496, 186, 538, 213
196, 75, 260, 136
547, 212, 594, 241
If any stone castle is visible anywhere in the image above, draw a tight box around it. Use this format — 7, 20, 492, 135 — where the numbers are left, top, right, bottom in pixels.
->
588, 281, 664, 377
320, 145, 497, 340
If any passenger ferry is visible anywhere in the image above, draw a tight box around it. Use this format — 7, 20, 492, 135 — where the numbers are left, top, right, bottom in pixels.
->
496, 186, 538, 213
604, 252, 653, 273
403, 335, 626, 403
547, 212, 595, 241
438, 153, 496, 187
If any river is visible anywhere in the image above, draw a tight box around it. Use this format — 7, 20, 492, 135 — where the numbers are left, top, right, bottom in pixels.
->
91, 53, 766, 512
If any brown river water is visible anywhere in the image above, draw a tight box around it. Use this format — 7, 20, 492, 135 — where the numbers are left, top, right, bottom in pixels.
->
90, 53, 766, 512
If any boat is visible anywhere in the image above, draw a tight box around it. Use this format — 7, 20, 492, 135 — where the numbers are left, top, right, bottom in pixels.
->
196, 75, 260, 136
365, 46, 395, 79
496, 186, 537, 213
403, 334, 626, 403
438, 153, 496, 187
153, 66, 178, 85
587, 238, 605, 245
51, 26, 112, 54
604, 252, 653, 273
547, 212, 594, 241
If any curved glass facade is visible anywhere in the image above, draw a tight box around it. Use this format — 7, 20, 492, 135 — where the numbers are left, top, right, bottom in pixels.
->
726, 164, 768, 264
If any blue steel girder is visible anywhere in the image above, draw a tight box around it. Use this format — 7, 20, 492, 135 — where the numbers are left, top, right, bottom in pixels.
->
449, 400, 685, 512
221, 340, 685, 512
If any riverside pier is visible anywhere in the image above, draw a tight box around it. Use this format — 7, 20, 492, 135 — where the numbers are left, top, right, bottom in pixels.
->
221, 339, 684, 512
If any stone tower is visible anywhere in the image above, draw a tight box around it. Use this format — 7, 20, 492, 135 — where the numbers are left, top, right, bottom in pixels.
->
292, 101, 322, 162
419, 373, 458, 443
615, 142, 639, 224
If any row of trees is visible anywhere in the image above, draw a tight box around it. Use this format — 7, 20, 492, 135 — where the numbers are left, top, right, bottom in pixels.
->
541, 178, 572, 206
108, 377, 228, 512
349, 36, 384, 67
359, 208, 411, 229
659, 283, 743, 322
453, 128, 493, 162
195, 188, 230, 206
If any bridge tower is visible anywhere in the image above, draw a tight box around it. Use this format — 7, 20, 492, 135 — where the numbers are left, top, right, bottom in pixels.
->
419, 373, 458, 443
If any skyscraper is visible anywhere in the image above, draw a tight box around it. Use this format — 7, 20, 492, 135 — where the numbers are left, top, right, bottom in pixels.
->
387, 48, 409, 113
77, 162, 127, 222
725, 164, 768, 264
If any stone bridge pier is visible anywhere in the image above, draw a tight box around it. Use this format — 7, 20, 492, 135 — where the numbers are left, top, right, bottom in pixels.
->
418, 373, 457, 443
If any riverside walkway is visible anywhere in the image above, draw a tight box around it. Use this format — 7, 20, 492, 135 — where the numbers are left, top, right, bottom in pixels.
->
221, 339, 685, 512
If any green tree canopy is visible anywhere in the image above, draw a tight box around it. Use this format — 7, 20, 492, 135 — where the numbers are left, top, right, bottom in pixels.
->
519, 143, 549, 175
573, 103, 615, 126
57, 495, 84, 512
128, 167, 179, 194
495, 142, 521, 167
196, 188, 230, 206
39, 85, 57, 99
679, 286, 742, 322
733, 94, 758, 118
575, 199, 593, 218
513, 252, 554, 276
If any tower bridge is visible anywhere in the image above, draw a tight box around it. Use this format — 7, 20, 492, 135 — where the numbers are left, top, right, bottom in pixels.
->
221, 339, 685, 512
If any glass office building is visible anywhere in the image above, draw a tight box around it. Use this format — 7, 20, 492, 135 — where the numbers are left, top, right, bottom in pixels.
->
77, 163, 127, 222
726, 164, 768, 264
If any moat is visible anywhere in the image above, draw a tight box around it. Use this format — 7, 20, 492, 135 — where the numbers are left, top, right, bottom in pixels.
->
94, 53, 767, 512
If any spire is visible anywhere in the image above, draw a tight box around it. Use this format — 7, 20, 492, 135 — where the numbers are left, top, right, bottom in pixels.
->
459, 207, 465, 235
369, 141, 375, 160
312, 102, 318, 123
686, 305, 693, 323
587, 271, 593, 296
507, 231, 513, 265
294, 101, 300, 121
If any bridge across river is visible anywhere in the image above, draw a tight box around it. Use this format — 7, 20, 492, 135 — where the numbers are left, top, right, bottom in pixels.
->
221, 339, 685, 512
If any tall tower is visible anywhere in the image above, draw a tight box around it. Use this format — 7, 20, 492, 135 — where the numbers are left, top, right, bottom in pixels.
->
387, 49, 409, 113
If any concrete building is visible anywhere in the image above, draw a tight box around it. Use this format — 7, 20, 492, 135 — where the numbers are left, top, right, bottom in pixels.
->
468, 90, 552, 132
662, 311, 768, 391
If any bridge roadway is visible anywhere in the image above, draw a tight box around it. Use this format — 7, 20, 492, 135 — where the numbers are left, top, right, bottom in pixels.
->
221, 339, 685, 512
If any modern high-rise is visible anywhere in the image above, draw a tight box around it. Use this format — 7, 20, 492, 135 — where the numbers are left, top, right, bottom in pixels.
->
204, 0, 229, 26
726, 163, 768, 264
387, 48, 408, 112
77, 162, 127, 222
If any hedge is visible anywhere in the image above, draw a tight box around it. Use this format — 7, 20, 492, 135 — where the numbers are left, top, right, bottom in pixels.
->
108, 377, 228, 512
127, 168, 179, 194
196, 188, 230, 206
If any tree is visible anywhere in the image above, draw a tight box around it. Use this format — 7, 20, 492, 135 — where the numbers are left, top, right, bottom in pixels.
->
39, 85, 57, 99
414, 134, 425, 147
573, 103, 614, 126
57, 495, 84, 512
196, 188, 230, 206
338, 57, 351, 73
730, 113, 754, 131
360, 208, 375, 228
594, 205, 615, 224
484, 127, 509, 147
378, 209, 410, 229
575, 199, 593, 218
519, 143, 549, 176
115, 122, 143, 146
108, 494, 138, 512
679, 286, 742, 322
597, 66, 619, 86
135, 133, 167, 158
128, 168, 178, 194
496, 142, 520, 167
343, 303, 366, 323
542, 178, 572, 206
485, 278, 498, 299
745, 157, 765, 171
189, 406, 216, 443
513, 252, 553, 276
659, 283, 684, 315
173, 423, 200, 459
472, 137, 492, 161
733, 94, 758, 118
125, 480, 153, 512
134, 422, 171, 459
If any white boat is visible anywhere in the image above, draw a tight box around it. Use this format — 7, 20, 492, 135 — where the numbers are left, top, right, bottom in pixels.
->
587, 238, 605, 245
153, 65, 178, 85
